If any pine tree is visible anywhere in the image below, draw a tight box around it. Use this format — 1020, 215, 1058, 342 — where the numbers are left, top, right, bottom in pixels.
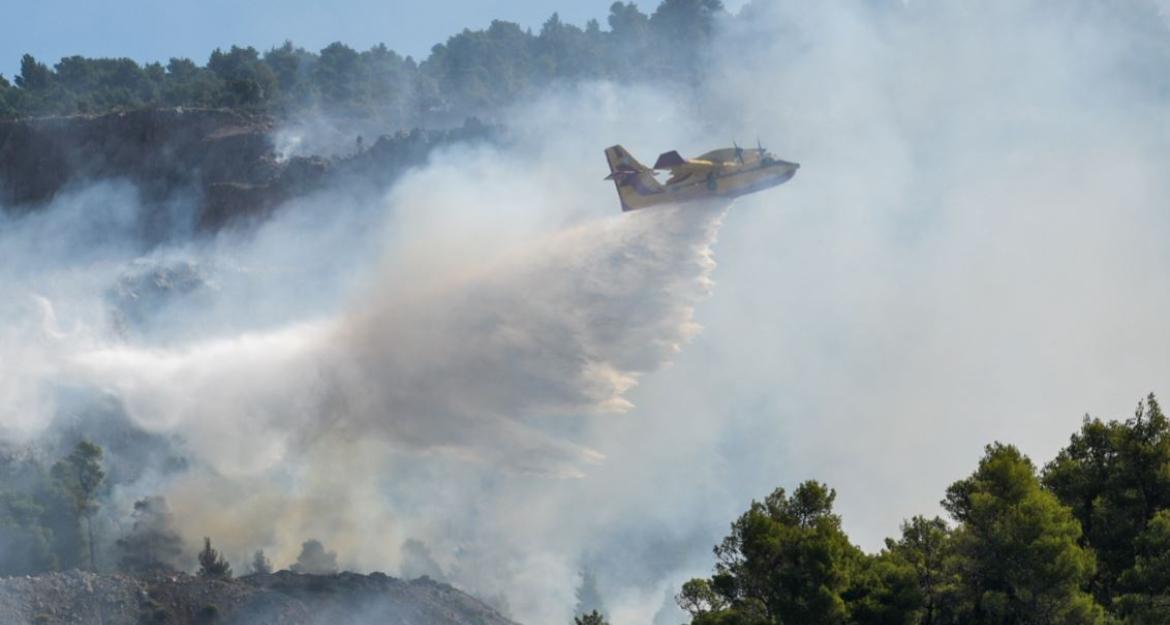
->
117, 496, 183, 575
945, 443, 1104, 624
197, 537, 232, 579
51, 441, 104, 572
574, 610, 608, 625
250, 549, 273, 575
1044, 394, 1170, 606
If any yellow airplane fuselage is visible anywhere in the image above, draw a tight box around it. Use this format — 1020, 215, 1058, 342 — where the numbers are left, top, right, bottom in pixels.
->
604, 145, 799, 212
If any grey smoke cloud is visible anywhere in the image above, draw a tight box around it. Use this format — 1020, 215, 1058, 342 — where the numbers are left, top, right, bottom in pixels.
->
1, 83, 727, 625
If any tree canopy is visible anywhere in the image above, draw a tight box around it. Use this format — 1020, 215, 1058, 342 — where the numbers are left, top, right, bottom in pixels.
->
678, 396, 1170, 625
0, 0, 728, 121
1043, 395, 1170, 607
197, 536, 233, 579
0, 446, 84, 575
116, 496, 184, 575
250, 549, 273, 575
943, 444, 1102, 625
50, 441, 104, 572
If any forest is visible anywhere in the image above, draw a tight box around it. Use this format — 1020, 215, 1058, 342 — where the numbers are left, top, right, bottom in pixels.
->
0, 0, 727, 123
5, 395, 1170, 625
666, 395, 1170, 625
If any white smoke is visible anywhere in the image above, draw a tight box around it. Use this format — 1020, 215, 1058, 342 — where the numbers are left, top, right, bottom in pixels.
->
0, 84, 728, 625
70, 203, 723, 478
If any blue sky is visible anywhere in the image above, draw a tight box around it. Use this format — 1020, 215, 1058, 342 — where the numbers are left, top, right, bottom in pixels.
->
1, 0, 619, 79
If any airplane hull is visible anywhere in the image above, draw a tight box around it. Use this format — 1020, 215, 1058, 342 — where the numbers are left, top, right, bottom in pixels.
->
604, 144, 799, 212
627, 160, 798, 211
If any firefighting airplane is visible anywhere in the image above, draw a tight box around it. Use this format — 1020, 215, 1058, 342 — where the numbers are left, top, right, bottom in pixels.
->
604, 141, 799, 211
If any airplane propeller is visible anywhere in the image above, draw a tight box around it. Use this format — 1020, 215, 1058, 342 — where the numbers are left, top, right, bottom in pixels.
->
757, 138, 775, 165
733, 140, 744, 164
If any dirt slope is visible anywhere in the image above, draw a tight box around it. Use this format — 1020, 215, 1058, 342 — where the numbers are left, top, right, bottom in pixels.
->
0, 570, 519, 625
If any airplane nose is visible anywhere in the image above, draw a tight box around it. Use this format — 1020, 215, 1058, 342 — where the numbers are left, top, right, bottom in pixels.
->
778, 161, 799, 183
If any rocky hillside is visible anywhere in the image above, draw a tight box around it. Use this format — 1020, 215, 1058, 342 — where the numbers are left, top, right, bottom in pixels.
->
0, 109, 496, 233
0, 570, 518, 625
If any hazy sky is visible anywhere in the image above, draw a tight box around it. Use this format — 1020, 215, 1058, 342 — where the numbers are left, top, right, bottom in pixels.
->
0, 0, 624, 79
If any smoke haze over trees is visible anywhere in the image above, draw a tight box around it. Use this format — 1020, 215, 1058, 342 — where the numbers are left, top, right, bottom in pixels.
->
7, 394, 1170, 622
291, 540, 340, 575
116, 496, 184, 576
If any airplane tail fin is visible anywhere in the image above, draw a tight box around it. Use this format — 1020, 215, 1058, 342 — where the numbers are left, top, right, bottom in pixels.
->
604, 145, 664, 212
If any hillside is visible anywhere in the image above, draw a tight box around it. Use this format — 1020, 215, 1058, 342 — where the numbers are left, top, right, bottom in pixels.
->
0, 108, 494, 231
0, 570, 517, 625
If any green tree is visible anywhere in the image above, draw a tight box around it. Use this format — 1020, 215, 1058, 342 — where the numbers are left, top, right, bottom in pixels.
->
0, 449, 70, 575
649, 0, 724, 79
117, 496, 184, 575
707, 481, 860, 625
15, 54, 52, 90
162, 57, 222, 107
575, 610, 609, 625
1115, 509, 1170, 623
883, 516, 958, 625
944, 443, 1103, 625
263, 41, 309, 98
0, 75, 15, 118
315, 42, 362, 105
650, 0, 725, 41
606, 2, 653, 79
1043, 394, 1170, 606
51, 441, 104, 571
207, 45, 277, 106
250, 549, 273, 574
678, 578, 729, 619
0, 492, 56, 575
534, 13, 600, 82
197, 537, 232, 579
607, 2, 651, 43
421, 19, 538, 112
844, 552, 921, 625
360, 43, 414, 121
